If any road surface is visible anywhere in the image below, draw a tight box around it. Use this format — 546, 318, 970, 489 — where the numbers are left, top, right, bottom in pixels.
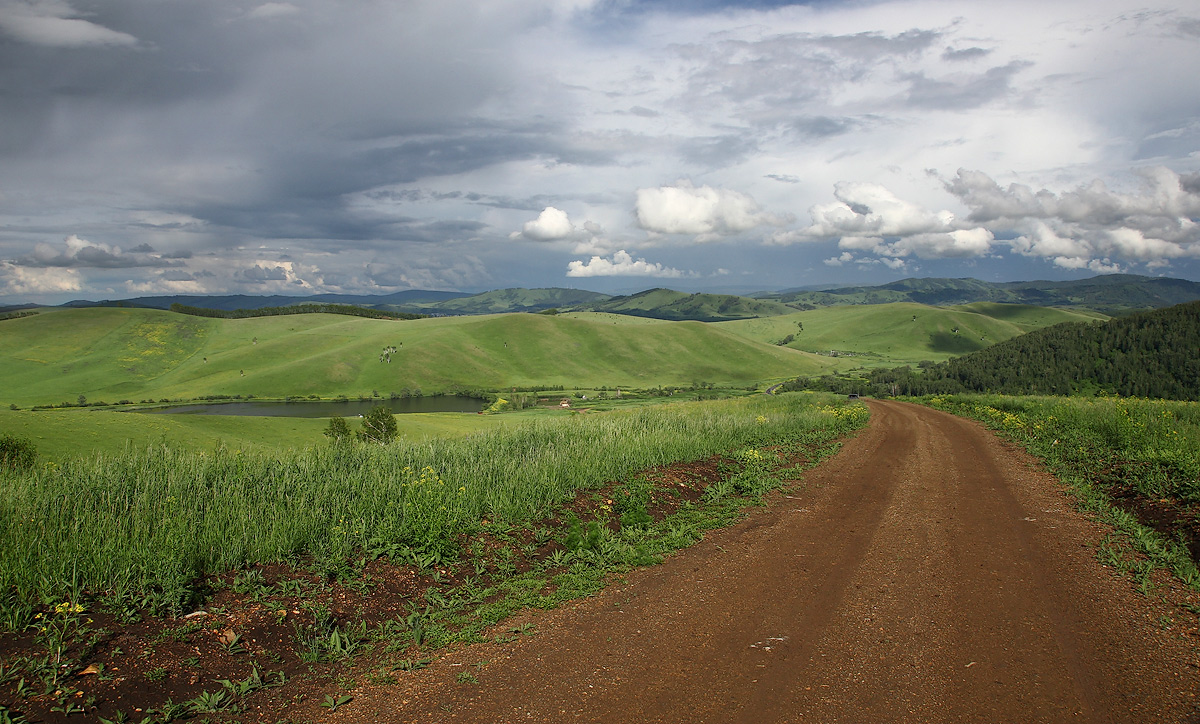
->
342, 400, 1200, 723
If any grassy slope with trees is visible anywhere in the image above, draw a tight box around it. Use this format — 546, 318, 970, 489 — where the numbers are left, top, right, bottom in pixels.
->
0, 308, 834, 407
716, 302, 1104, 366
787, 300, 1200, 400
580, 288, 799, 321
762, 274, 1200, 315
386, 287, 610, 315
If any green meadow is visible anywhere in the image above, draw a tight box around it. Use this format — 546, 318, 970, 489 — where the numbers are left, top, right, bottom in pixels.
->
718, 302, 1104, 366
0, 407, 513, 460
0, 393, 867, 624
0, 308, 834, 407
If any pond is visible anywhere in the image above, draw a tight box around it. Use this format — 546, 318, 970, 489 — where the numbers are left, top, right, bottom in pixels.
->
139, 396, 487, 418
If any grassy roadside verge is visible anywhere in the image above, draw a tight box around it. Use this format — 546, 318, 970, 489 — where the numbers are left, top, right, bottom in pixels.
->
917, 394, 1200, 593
0, 393, 868, 723
0, 393, 866, 627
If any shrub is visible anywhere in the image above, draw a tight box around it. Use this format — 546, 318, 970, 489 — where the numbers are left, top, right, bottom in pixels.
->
357, 405, 398, 444
0, 434, 37, 471
324, 416, 353, 443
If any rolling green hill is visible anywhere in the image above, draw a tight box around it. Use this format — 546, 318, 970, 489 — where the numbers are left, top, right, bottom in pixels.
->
581, 288, 797, 321
0, 308, 833, 406
717, 302, 1106, 366
761, 275, 1200, 315
392, 287, 609, 315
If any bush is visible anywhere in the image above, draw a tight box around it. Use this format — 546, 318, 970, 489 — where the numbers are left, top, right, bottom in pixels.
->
0, 434, 37, 471
357, 406, 398, 445
324, 416, 353, 443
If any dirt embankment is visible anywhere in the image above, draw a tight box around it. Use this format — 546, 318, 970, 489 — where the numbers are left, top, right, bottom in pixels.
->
336, 400, 1200, 724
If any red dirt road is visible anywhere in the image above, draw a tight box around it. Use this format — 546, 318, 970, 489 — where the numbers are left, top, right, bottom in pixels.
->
342, 400, 1200, 723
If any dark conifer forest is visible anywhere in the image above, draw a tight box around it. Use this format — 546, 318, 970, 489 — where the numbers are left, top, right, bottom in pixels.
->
786, 300, 1200, 401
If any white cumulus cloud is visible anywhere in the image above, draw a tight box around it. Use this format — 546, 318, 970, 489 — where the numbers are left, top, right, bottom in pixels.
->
945, 166, 1200, 268
635, 181, 790, 240
514, 206, 576, 241
566, 250, 686, 278
0, 261, 81, 295
775, 182, 959, 244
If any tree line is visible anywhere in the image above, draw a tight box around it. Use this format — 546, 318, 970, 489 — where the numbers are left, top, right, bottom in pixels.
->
784, 300, 1200, 401
169, 303, 426, 320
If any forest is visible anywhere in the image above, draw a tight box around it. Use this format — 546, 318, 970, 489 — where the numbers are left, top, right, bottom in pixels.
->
785, 300, 1200, 401
168, 302, 427, 320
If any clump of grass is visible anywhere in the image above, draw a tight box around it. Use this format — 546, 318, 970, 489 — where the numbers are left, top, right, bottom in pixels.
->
0, 394, 866, 628
0, 434, 36, 472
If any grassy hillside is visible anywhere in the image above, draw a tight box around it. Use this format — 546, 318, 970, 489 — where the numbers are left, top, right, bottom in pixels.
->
762, 274, 1200, 314
584, 288, 797, 321
396, 287, 609, 315
717, 302, 1105, 366
0, 308, 832, 406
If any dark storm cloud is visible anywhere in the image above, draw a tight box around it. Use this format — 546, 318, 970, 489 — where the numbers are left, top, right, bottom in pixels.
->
1172, 17, 1200, 38
160, 270, 203, 282
903, 61, 1032, 110
942, 46, 992, 61
789, 115, 859, 139
679, 134, 759, 168
240, 264, 289, 283
624, 106, 661, 117
0, 2, 272, 155
673, 28, 941, 125
194, 199, 489, 246
22, 235, 182, 269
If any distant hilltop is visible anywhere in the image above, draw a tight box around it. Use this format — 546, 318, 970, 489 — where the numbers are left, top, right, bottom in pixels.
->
7, 274, 1199, 321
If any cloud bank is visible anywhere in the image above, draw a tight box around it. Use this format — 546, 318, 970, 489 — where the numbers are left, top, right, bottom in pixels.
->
1, 0, 1199, 302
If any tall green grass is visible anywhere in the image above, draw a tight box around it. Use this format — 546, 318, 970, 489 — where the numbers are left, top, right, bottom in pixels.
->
0, 393, 865, 627
923, 394, 1200, 588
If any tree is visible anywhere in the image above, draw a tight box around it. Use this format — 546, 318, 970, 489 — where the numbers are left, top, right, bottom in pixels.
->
358, 405, 398, 444
324, 416, 352, 443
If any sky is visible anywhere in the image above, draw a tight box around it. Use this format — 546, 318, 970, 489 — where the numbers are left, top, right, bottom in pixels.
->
1, 0, 1199, 304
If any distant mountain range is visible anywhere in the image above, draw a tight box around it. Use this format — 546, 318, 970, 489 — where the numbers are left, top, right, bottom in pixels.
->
59, 288, 471, 311
758, 274, 1200, 315
577, 288, 798, 322
13, 274, 1199, 321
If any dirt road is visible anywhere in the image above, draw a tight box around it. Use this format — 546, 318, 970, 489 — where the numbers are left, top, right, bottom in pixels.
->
344, 400, 1200, 723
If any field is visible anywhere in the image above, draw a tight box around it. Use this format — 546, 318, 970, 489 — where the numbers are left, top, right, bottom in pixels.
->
0, 407, 513, 460
0, 308, 834, 408
0, 391, 868, 722
3, 295, 1200, 721
717, 302, 1105, 366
